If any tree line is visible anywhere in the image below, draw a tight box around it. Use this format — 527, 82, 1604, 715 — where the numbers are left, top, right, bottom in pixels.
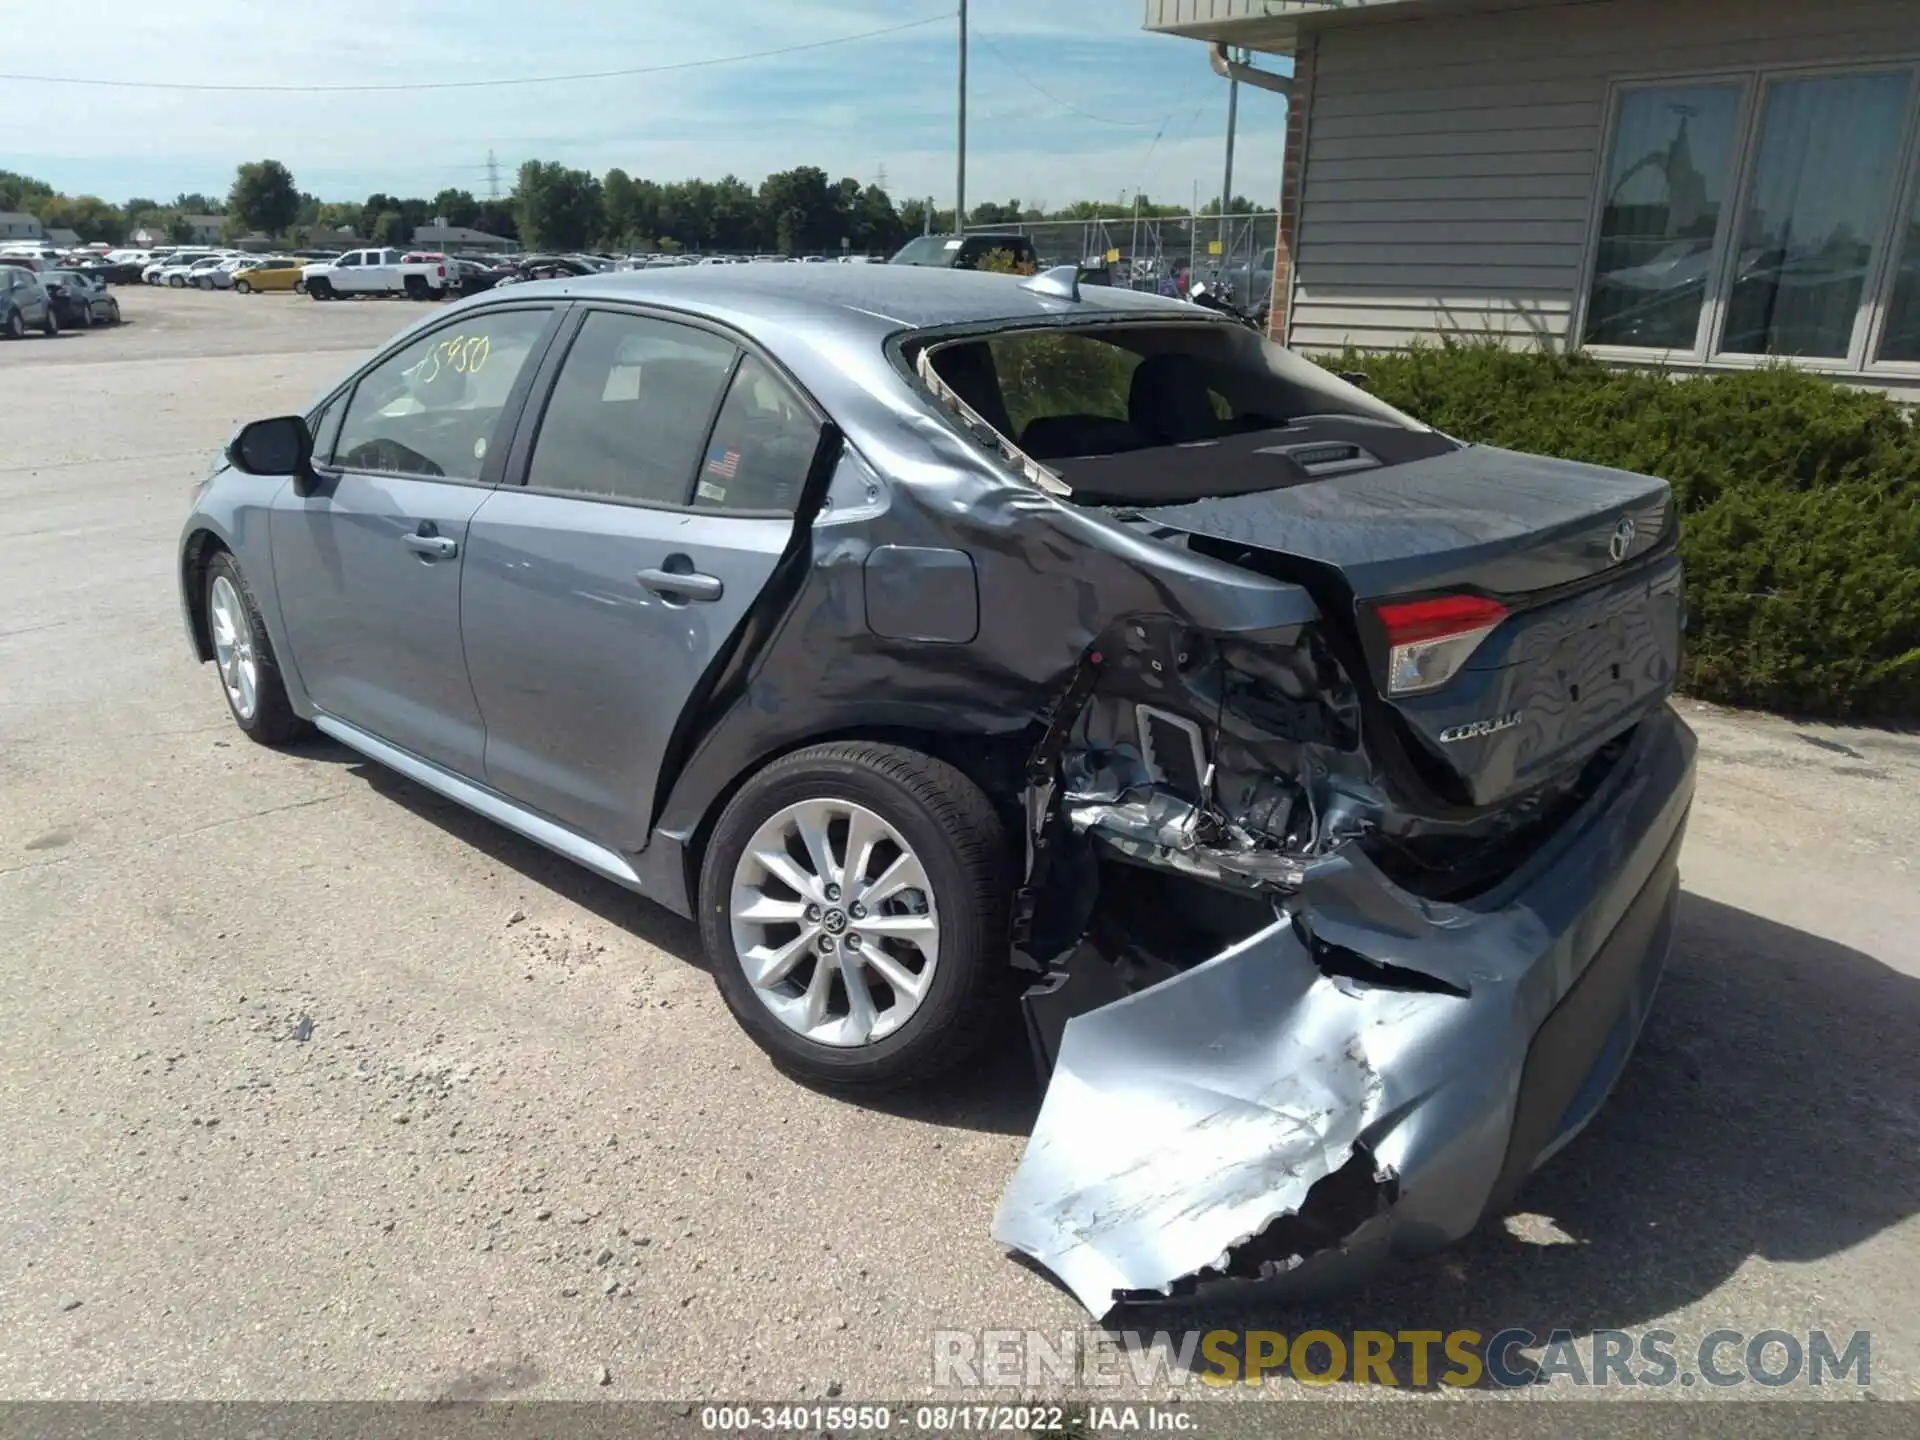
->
4, 160, 1263, 256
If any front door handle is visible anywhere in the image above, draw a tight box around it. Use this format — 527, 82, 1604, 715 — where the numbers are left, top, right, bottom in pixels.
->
404, 533, 458, 559
637, 566, 723, 603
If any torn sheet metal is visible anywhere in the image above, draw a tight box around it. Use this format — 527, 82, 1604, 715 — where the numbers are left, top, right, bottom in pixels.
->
992, 914, 1457, 1318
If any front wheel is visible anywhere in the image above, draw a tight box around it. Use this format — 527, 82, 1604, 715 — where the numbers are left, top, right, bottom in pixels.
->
3, 308, 23, 340
204, 552, 306, 745
698, 742, 1011, 1089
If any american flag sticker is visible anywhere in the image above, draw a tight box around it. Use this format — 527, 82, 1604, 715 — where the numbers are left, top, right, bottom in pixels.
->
705, 446, 741, 479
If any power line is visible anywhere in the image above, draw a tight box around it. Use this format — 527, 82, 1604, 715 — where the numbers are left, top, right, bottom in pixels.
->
971, 32, 1151, 128
0, 12, 954, 93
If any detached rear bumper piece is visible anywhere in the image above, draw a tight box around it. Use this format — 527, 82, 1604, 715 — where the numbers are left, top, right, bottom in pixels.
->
992, 706, 1695, 1317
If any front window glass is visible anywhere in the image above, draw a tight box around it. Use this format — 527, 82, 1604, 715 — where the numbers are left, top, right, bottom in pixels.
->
332, 310, 550, 479
525, 311, 738, 505
1582, 83, 1742, 349
1720, 71, 1913, 357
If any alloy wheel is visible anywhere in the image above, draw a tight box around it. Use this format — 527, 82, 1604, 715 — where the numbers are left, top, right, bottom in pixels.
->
729, 798, 939, 1048
208, 574, 259, 721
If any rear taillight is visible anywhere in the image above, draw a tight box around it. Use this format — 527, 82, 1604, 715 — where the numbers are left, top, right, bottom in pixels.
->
1374, 594, 1507, 695
436, 265, 445, 277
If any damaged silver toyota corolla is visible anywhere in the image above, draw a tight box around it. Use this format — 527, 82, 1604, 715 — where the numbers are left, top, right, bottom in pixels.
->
181, 263, 1694, 1318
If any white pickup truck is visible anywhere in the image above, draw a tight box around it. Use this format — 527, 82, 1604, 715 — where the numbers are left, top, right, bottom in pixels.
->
302, 248, 454, 301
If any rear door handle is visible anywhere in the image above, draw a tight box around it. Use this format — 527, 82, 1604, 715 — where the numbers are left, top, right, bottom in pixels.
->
637, 566, 723, 603
403, 533, 458, 558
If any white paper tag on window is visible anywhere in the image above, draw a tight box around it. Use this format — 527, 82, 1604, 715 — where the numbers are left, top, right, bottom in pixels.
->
944, 239, 962, 250
696, 479, 728, 503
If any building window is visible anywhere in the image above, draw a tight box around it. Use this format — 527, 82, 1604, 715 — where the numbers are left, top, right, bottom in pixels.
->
1583, 84, 1743, 350
1721, 72, 1912, 359
1584, 65, 1920, 370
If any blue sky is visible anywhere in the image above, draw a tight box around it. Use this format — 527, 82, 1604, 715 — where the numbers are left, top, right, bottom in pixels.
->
0, 0, 1288, 210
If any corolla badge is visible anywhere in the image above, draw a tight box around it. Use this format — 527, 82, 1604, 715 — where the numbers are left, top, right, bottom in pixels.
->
1608, 516, 1637, 564
1438, 711, 1524, 743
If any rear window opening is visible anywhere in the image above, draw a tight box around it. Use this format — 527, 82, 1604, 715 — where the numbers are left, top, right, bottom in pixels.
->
916, 323, 1456, 506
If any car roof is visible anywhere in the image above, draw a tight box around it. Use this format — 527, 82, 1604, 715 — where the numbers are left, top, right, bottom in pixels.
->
491, 262, 1199, 340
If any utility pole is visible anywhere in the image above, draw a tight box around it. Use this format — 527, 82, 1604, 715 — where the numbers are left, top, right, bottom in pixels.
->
956, 0, 968, 232
1220, 66, 1240, 282
486, 150, 501, 202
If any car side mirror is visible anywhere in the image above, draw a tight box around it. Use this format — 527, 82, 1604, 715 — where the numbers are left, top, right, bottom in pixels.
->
227, 415, 317, 493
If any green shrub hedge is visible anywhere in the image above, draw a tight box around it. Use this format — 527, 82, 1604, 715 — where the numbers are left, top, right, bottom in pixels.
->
1328, 343, 1920, 720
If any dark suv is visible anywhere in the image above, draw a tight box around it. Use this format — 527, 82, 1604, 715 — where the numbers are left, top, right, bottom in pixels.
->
0, 263, 58, 338
889, 233, 1039, 272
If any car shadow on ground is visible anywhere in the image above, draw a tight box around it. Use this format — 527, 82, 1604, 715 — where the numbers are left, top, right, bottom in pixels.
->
1100, 891, 1920, 1387
300, 737, 1049, 1135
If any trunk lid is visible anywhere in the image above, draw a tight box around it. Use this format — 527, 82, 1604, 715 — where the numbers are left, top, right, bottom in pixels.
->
1132, 445, 1683, 809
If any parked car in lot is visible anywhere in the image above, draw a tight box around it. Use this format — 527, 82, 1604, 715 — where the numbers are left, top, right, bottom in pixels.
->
195, 257, 253, 290
0, 263, 59, 336
445, 257, 503, 297
41, 269, 121, 326
889, 232, 1040, 272
230, 257, 305, 293
491, 254, 601, 288
181, 264, 1693, 1315
302, 247, 454, 300
152, 254, 228, 287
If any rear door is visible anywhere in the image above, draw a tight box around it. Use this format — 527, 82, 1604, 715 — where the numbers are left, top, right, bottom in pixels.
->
269, 303, 561, 775
461, 305, 821, 851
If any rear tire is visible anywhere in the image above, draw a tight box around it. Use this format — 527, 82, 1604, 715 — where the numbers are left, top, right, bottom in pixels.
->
167, 274, 184, 288
42, 307, 58, 337
203, 552, 306, 746
3, 308, 23, 340
76, 304, 91, 328
403, 275, 430, 300
235, 279, 252, 294
698, 741, 1012, 1090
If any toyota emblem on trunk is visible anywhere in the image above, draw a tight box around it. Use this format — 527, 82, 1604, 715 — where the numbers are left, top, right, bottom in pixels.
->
1608, 516, 1637, 564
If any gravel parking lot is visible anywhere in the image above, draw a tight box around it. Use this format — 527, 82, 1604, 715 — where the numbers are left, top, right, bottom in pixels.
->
2, 285, 1917, 1407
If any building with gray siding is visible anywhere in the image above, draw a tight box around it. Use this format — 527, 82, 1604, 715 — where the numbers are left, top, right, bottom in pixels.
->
1147, 0, 1920, 396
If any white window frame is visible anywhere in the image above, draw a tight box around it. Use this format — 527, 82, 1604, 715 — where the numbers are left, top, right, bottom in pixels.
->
1575, 58, 1920, 378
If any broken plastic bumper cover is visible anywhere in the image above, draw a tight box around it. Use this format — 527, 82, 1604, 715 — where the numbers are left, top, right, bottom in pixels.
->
992, 706, 1696, 1318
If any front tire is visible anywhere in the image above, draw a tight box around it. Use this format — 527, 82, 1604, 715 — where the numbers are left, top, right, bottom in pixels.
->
308, 277, 333, 300
204, 552, 305, 745
167, 274, 184, 288
698, 742, 1011, 1089
3, 308, 23, 340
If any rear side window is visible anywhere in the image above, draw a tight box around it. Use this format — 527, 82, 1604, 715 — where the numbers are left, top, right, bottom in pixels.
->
691, 355, 821, 513
331, 309, 551, 479
525, 311, 737, 505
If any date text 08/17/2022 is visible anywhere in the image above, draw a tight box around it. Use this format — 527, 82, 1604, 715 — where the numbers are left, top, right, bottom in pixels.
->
698, 1404, 1195, 1432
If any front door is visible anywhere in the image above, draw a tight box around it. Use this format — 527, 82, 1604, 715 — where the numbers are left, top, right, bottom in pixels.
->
270, 304, 559, 776
462, 308, 824, 851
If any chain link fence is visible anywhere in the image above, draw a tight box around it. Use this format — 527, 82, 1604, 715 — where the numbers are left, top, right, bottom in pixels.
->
961, 211, 1278, 311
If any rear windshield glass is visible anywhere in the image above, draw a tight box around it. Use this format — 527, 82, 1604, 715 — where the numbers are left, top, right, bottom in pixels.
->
921, 323, 1451, 506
